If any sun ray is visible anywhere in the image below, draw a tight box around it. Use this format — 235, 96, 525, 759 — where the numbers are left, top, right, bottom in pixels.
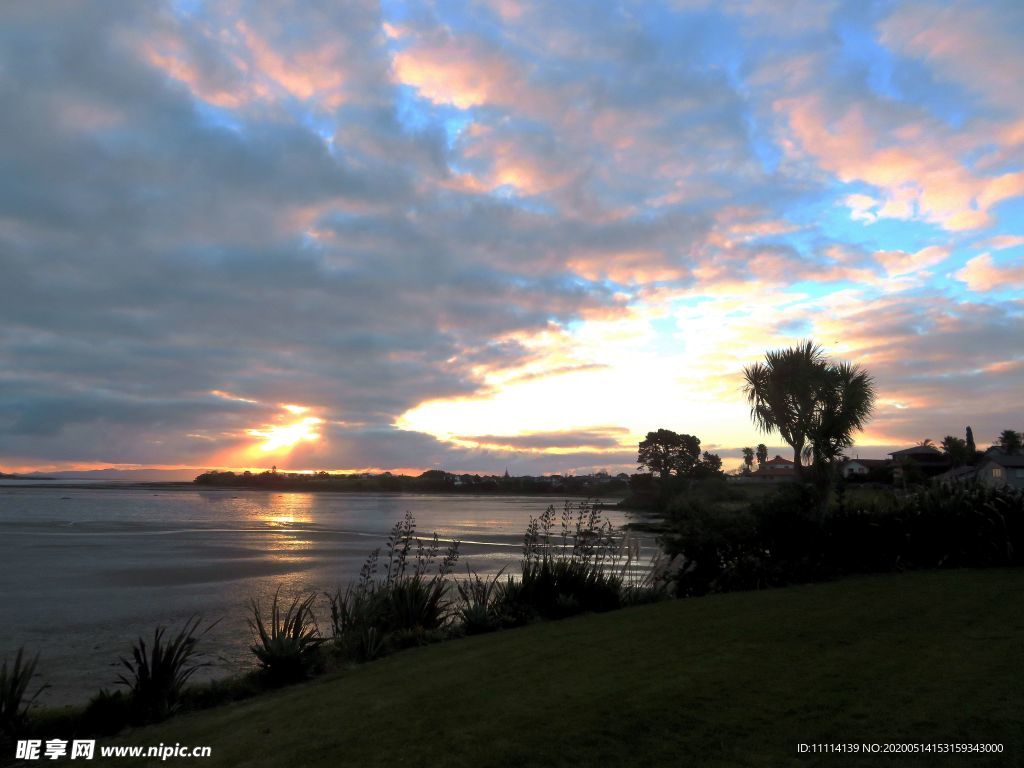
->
247, 416, 323, 453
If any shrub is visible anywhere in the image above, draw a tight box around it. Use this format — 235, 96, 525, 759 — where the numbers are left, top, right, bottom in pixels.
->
117, 616, 210, 723
663, 499, 766, 596
79, 689, 132, 737
249, 589, 323, 684
327, 513, 460, 661
869, 483, 1022, 569
661, 481, 1024, 596
0, 647, 46, 745
455, 565, 509, 635
328, 584, 384, 662
493, 500, 648, 620
490, 577, 539, 628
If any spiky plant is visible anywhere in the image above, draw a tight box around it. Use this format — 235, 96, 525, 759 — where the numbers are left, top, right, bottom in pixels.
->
249, 589, 323, 683
0, 648, 46, 742
117, 616, 210, 723
455, 565, 509, 634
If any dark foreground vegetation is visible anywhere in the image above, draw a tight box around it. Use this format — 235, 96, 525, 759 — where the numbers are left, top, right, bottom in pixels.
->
663, 481, 1024, 596
108, 570, 1024, 766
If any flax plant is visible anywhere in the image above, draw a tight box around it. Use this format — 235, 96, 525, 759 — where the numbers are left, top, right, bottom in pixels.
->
248, 589, 323, 684
117, 616, 212, 723
0, 647, 47, 742
328, 513, 460, 660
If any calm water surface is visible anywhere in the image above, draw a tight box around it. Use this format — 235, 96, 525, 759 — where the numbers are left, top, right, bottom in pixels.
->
0, 486, 653, 705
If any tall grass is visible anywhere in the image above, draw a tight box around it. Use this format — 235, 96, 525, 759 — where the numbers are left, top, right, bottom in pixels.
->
0, 648, 46, 744
249, 588, 323, 684
118, 616, 210, 723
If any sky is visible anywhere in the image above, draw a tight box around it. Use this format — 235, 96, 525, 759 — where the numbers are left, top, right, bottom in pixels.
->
1, 0, 1022, 478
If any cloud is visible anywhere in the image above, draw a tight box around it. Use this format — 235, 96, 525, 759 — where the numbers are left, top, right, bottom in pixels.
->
0, 0, 1021, 473
878, 0, 1024, 112
954, 253, 1024, 292
775, 92, 1021, 231
874, 246, 949, 277
391, 30, 536, 111
454, 428, 630, 451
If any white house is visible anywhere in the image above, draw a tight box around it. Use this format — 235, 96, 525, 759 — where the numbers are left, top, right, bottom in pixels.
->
839, 458, 891, 480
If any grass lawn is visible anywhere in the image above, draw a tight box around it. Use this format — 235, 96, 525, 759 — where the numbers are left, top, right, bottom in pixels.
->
102, 569, 1024, 767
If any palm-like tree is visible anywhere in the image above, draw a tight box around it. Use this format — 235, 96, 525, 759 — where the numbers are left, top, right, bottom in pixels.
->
742, 341, 825, 478
805, 360, 876, 487
742, 341, 875, 488
741, 446, 755, 474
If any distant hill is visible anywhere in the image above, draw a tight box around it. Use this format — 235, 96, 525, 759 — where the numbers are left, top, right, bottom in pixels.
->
9, 468, 198, 482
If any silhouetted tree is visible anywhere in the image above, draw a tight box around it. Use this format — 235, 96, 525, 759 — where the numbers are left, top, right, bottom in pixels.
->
966, 426, 977, 462
756, 443, 768, 467
998, 429, 1023, 454
917, 438, 934, 448
941, 435, 969, 466
741, 447, 754, 475
803, 360, 877, 503
637, 429, 705, 479
742, 341, 875, 485
699, 451, 723, 476
638, 429, 684, 479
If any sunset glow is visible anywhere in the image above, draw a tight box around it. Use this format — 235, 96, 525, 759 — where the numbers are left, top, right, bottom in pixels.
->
248, 416, 323, 454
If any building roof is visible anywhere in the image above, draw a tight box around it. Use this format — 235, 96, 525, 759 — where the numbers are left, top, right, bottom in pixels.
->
933, 465, 978, 483
764, 455, 794, 465
889, 445, 943, 457
981, 452, 1024, 468
843, 458, 891, 468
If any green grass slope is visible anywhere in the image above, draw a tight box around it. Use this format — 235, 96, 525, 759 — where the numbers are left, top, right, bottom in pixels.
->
105, 570, 1024, 767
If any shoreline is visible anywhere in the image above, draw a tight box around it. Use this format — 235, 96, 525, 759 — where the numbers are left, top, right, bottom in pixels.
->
0, 481, 622, 499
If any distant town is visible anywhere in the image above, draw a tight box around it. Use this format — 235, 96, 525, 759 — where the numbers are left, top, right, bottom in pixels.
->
192, 427, 1024, 497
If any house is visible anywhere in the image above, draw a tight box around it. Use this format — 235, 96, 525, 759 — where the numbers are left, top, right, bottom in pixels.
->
839, 458, 891, 480
889, 445, 949, 482
975, 451, 1024, 490
753, 455, 796, 480
932, 464, 978, 487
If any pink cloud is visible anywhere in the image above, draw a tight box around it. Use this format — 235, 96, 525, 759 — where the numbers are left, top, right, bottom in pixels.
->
879, 1, 1024, 111
954, 253, 1024, 291
982, 234, 1024, 251
391, 32, 539, 111
235, 20, 348, 106
874, 245, 950, 277
138, 10, 365, 111
775, 95, 1022, 231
